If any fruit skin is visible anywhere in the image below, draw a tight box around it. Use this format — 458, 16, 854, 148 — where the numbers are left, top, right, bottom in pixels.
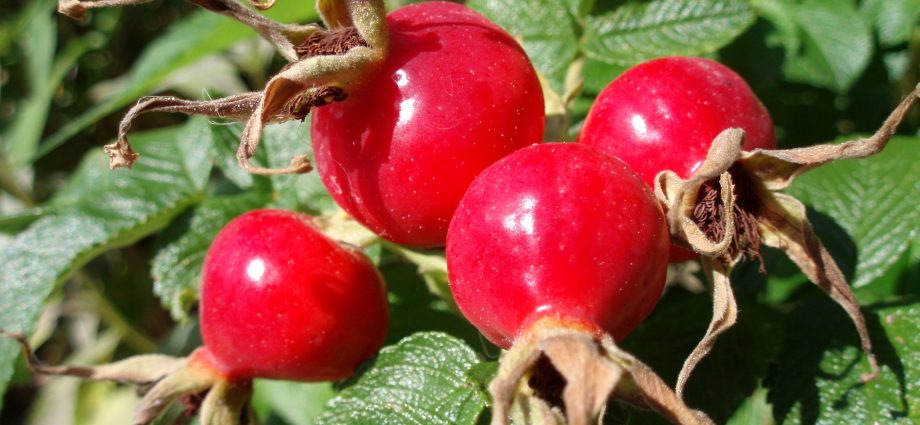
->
200, 209, 388, 382
579, 56, 775, 185
311, 1, 545, 248
446, 143, 669, 349
578, 56, 775, 262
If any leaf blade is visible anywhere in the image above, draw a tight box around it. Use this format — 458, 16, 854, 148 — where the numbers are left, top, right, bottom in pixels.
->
0, 119, 214, 405
315, 332, 489, 425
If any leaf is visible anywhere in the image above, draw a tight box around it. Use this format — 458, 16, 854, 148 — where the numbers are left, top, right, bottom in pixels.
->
726, 386, 774, 425
466, 0, 581, 93
3, 0, 55, 167
0, 119, 214, 407
787, 137, 920, 288
210, 120, 334, 213
0, 208, 46, 234
315, 332, 490, 425
35, 2, 318, 160
583, 0, 754, 68
861, 0, 920, 48
152, 192, 269, 322
753, 0, 872, 92
621, 290, 785, 423
251, 380, 334, 425
380, 264, 486, 349
260, 121, 336, 214
766, 296, 920, 424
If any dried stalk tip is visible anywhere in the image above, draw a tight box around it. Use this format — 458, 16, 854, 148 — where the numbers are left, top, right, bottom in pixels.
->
104, 141, 140, 170
692, 164, 765, 271
2, 332, 253, 425
490, 319, 713, 425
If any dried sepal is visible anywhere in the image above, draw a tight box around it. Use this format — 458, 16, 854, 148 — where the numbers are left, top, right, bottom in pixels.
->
4, 332, 252, 425
654, 85, 920, 396
758, 192, 879, 381
489, 319, 713, 425
187, 0, 321, 61
655, 128, 744, 257
674, 260, 737, 398
740, 83, 920, 190
237, 0, 389, 175
59, 0, 389, 175
58, 0, 154, 21
199, 378, 254, 425
106, 93, 263, 170
3, 331, 184, 384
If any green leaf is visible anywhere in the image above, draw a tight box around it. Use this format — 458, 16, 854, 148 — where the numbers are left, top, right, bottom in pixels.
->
622, 290, 784, 423
787, 137, 920, 288
861, 0, 920, 48
766, 296, 920, 424
0, 119, 214, 407
315, 332, 490, 425
153, 119, 335, 321
583, 0, 755, 68
35, 3, 318, 160
211, 120, 334, 214
252, 380, 335, 425
0, 208, 46, 234
261, 121, 336, 214
152, 192, 269, 321
3, 0, 55, 167
726, 386, 774, 425
753, 0, 872, 92
380, 263, 486, 349
466, 0, 581, 92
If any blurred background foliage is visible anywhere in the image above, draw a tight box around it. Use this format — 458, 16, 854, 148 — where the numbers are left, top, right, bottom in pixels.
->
0, 0, 919, 424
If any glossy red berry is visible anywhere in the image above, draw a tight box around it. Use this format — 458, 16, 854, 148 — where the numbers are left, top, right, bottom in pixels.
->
579, 56, 775, 262
199, 209, 388, 382
579, 56, 775, 185
446, 143, 669, 349
311, 1, 544, 248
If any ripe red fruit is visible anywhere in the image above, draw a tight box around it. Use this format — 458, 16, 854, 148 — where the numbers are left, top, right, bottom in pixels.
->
446, 143, 669, 348
311, 1, 544, 248
579, 56, 775, 261
579, 56, 775, 185
200, 209, 388, 381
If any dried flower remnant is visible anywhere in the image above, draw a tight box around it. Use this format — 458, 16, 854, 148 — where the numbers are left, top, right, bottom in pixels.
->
658, 84, 920, 397
58, 0, 390, 175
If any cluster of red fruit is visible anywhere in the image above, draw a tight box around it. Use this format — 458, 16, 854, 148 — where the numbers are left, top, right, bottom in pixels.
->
191, 1, 777, 422
18, 2, 785, 424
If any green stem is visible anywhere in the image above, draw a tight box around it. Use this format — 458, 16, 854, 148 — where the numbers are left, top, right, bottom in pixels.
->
0, 155, 34, 206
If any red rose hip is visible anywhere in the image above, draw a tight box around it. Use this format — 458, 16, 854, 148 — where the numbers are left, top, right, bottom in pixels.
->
311, 1, 544, 247
579, 56, 775, 184
200, 209, 389, 382
579, 56, 775, 261
447, 143, 669, 348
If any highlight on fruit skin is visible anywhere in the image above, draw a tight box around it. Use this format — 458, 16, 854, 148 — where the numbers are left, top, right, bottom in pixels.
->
579, 55, 776, 264
447, 143, 711, 425
311, 0, 545, 248
3, 209, 389, 425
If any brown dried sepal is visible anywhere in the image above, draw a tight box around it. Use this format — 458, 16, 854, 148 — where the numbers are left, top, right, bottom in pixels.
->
490, 319, 714, 425
58, 0, 389, 176
655, 83, 920, 397
296, 26, 369, 59
3, 332, 254, 425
